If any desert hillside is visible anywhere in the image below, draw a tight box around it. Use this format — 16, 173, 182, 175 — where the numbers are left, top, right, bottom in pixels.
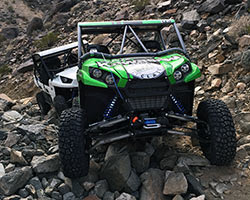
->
0, 0, 250, 200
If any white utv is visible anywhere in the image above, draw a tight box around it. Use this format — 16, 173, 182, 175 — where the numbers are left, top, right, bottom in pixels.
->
32, 42, 78, 115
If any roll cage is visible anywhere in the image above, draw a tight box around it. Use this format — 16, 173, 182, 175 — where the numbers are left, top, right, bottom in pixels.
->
77, 19, 188, 66
32, 42, 78, 84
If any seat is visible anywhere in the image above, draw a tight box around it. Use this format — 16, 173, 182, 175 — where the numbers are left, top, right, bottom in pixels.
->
87, 44, 110, 54
139, 40, 162, 52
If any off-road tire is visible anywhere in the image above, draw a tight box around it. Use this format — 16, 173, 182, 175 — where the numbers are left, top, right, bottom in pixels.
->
54, 95, 68, 116
197, 98, 236, 165
58, 108, 89, 178
36, 92, 51, 115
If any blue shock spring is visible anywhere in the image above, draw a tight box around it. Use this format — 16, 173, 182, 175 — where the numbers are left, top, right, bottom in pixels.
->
170, 94, 186, 114
103, 96, 118, 119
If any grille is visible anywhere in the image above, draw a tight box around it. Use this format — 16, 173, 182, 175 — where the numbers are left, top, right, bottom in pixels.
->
127, 96, 167, 110
122, 77, 170, 111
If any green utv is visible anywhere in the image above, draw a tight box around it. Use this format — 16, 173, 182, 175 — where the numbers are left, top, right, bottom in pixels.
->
58, 20, 236, 178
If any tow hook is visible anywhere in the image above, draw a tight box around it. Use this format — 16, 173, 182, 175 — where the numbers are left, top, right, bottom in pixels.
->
143, 118, 161, 129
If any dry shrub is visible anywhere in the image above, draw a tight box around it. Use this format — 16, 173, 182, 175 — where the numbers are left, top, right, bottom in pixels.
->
228, 15, 250, 38
131, 0, 150, 11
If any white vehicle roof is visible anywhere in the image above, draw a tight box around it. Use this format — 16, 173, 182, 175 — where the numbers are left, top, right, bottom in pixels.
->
34, 42, 78, 58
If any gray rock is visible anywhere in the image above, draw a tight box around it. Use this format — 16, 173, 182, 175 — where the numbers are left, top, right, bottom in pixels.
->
51, 191, 62, 200
58, 183, 71, 195
25, 184, 36, 196
103, 191, 115, 200
2, 110, 23, 122
190, 195, 206, 200
0, 163, 5, 177
215, 183, 229, 194
50, 178, 62, 188
198, 0, 225, 14
3, 195, 22, 200
10, 150, 28, 165
101, 154, 131, 191
94, 180, 109, 198
0, 166, 33, 195
0, 99, 9, 111
0, 27, 19, 39
83, 181, 95, 192
63, 192, 76, 200
197, 20, 208, 32
115, 9, 129, 21
238, 135, 250, 146
177, 155, 210, 167
4, 132, 21, 147
241, 50, 250, 70
158, 0, 172, 12
160, 155, 177, 170
239, 121, 250, 134
18, 124, 46, 141
182, 10, 200, 29
5, 163, 15, 173
208, 61, 233, 75
105, 143, 128, 161
124, 170, 141, 192
0, 94, 14, 111
18, 188, 29, 198
27, 17, 44, 35
131, 152, 150, 173
17, 59, 34, 73
185, 174, 205, 196
31, 154, 60, 174
42, 177, 49, 188
140, 168, 166, 200
115, 193, 136, 200
173, 195, 184, 200
163, 171, 188, 195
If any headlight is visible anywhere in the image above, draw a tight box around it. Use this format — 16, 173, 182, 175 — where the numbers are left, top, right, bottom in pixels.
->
105, 74, 114, 85
92, 68, 102, 78
181, 64, 189, 73
60, 76, 72, 83
174, 71, 182, 81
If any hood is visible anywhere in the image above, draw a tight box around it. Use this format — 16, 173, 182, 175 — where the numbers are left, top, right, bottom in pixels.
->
112, 55, 186, 79
57, 66, 78, 80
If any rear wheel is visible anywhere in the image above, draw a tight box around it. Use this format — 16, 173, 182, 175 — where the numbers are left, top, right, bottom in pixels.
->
197, 98, 236, 165
36, 91, 51, 115
58, 108, 89, 178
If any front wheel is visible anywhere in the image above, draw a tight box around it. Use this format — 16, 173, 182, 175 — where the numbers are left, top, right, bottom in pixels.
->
197, 98, 236, 165
58, 108, 89, 178
36, 91, 51, 115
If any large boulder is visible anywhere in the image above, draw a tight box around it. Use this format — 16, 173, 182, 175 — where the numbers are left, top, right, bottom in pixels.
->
163, 171, 188, 195
0, 167, 33, 195
182, 10, 200, 29
0, 27, 19, 39
31, 154, 60, 174
140, 168, 166, 200
241, 50, 250, 70
27, 17, 44, 35
101, 154, 131, 191
198, 0, 225, 14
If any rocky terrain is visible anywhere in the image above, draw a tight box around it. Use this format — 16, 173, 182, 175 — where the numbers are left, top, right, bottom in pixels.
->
0, 0, 250, 199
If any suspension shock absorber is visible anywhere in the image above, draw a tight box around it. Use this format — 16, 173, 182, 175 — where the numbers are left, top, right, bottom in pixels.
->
103, 96, 118, 120
170, 94, 186, 114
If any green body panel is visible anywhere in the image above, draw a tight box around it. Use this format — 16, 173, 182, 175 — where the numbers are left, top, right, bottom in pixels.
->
77, 53, 201, 88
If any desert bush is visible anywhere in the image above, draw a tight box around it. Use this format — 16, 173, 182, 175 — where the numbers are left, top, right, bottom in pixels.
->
0, 34, 5, 44
0, 65, 12, 78
228, 16, 250, 38
131, 0, 150, 11
35, 32, 59, 49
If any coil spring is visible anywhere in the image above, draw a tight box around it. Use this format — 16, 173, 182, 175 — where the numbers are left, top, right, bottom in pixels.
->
103, 96, 118, 119
170, 94, 186, 114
